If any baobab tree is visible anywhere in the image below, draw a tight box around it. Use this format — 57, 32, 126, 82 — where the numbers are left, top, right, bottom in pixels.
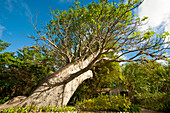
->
0, 0, 169, 109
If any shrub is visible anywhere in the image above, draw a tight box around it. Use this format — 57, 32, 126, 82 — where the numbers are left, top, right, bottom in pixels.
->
76, 94, 133, 112
0, 105, 77, 113
129, 104, 141, 112
160, 101, 170, 112
135, 92, 170, 111
0, 97, 9, 105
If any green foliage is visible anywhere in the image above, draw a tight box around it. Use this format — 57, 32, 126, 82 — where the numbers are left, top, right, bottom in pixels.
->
154, 62, 170, 92
121, 62, 170, 111
141, 16, 148, 21
0, 105, 77, 113
0, 43, 56, 104
0, 97, 9, 105
76, 94, 140, 112
143, 30, 155, 40
0, 39, 11, 52
135, 92, 170, 111
31, 0, 167, 66
121, 62, 170, 94
94, 60, 122, 88
160, 100, 170, 112
70, 61, 122, 103
129, 104, 141, 112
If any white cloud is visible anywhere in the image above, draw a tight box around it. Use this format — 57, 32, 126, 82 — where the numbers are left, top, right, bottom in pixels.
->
0, 25, 6, 38
5, 0, 13, 12
5, 0, 32, 18
59, 0, 74, 2
21, 2, 32, 18
138, 0, 170, 31
157, 59, 168, 65
138, 0, 170, 50
157, 53, 170, 65
7, 32, 12, 35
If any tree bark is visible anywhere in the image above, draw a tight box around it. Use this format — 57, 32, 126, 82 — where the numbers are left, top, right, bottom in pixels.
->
0, 58, 94, 110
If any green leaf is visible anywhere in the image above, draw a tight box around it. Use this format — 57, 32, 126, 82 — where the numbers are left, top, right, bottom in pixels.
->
141, 16, 148, 21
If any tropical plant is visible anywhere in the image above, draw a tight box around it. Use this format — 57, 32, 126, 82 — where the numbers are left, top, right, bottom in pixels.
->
76, 94, 140, 112
121, 62, 169, 94
121, 61, 170, 111
135, 92, 170, 111
0, 43, 55, 104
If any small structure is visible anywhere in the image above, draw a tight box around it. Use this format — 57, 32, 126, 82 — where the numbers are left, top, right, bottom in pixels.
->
96, 88, 112, 94
110, 86, 128, 96
97, 86, 129, 97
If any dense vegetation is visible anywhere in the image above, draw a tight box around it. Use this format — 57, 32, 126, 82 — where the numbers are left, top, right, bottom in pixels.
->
1, 38, 169, 112
0, 39, 56, 104
72, 61, 170, 112
121, 62, 170, 112
76, 94, 141, 112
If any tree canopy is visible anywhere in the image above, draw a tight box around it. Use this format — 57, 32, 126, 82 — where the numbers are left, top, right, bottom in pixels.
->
30, 0, 169, 71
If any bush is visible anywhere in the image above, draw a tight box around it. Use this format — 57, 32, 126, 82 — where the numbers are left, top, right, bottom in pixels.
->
160, 101, 170, 112
76, 94, 135, 112
135, 92, 170, 111
0, 97, 9, 105
129, 104, 141, 112
0, 105, 77, 113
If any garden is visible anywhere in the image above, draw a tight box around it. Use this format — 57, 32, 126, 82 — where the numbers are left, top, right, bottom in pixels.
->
0, 0, 170, 112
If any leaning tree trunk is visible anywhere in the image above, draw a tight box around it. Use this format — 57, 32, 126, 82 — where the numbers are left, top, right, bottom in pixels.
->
0, 57, 94, 110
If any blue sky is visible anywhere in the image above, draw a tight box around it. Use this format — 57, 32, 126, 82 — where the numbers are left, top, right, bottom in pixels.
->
0, 0, 170, 64
0, 0, 96, 52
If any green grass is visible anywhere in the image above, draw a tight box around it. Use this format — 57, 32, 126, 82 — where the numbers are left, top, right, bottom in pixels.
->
0, 105, 77, 113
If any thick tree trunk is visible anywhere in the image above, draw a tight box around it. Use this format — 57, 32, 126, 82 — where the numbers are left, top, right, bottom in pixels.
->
20, 69, 93, 108
0, 58, 94, 110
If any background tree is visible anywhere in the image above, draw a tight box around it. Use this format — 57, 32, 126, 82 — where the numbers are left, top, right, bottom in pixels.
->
154, 61, 170, 92
121, 62, 169, 94
0, 41, 55, 104
121, 61, 170, 111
